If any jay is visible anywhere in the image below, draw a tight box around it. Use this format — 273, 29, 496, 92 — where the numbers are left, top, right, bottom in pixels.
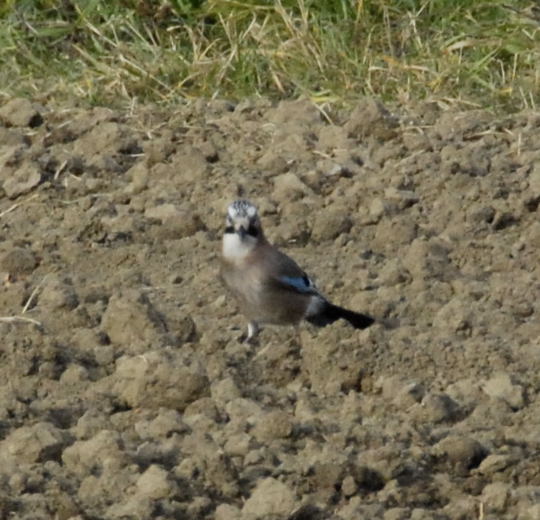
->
220, 200, 375, 343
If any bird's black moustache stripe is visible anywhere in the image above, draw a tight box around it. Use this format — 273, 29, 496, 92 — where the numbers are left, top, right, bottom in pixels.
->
224, 225, 259, 237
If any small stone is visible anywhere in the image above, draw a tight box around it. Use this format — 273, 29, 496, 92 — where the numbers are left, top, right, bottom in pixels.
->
94, 345, 115, 366
112, 351, 209, 410
369, 197, 390, 221
136, 464, 173, 500
256, 147, 289, 172
373, 218, 418, 250
325, 162, 346, 177
3, 162, 41, 199
244, 449, 265, 466
198, 141, 218, 162
39, 278, 79, 310
134, 409, 188, 440
393, 382, 426, 409
252, 410, 293, 442
215, 503, 241, 520
145, 204, 201, 239
144, 203, 181, 222
344, 98, 397, 140
482, 372, 524, 409
242, 477, 296, 517
310, 205, 351, 242
73, 121, 126, 158
223, 432, 252, 457
101, 294, 148, 345
341, 475, 358, 497
101, 290, 169, 349
384, 187, 419, 209
126, 162, 149, 193
445, 377, 483, 408
273, 172, 311, 201
106, 497, 153, 520
482, 482, 510, 513
225, 398, 263, 424
62, 430, 127, 476
433, 298, 471, 334
73, 409, 110, 440
0, 145, 22, 175
1, 248, 37, 276
402, 131, 430, 151
173, 146, 208, 178
468, 205, 495, 225
433, 436, 486, 470
492, 211, 518, 231
211, 377, 241, 406
60, 364, 89, 384
378, 259, 409, 287
184, 398, 220, 423
418, 393, 460, 423
477, 454, 515, 475
317, 124, 350, 151
0, 422, 67, 464
0, 98, 43, 127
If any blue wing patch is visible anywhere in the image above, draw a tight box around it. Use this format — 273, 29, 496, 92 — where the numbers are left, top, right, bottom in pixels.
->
279, 275, 317, 294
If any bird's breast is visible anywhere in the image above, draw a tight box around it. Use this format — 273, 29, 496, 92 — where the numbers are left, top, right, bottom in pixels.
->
222, 233, 255, 262
221, 260, 263, 313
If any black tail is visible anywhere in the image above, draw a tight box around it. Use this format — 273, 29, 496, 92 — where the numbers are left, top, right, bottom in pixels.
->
306, 302, 375, 329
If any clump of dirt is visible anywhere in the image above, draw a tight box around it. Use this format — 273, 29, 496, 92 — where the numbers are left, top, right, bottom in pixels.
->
0, 96, 538, 519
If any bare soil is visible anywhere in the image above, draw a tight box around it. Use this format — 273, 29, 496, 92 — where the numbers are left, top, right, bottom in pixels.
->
0, 96, 539, 520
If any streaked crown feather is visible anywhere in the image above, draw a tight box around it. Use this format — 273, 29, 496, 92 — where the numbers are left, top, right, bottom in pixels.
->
227, 200, 258, 220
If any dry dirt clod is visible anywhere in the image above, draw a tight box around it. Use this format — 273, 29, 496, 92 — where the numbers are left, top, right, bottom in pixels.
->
0, 98, 43, 127
1, 247, 38, 277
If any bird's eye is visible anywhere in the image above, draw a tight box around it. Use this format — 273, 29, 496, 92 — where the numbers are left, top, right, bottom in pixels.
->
224, 225, 234, 234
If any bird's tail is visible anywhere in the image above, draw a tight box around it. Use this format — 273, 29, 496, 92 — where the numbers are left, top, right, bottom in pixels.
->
306, 301, 375, 329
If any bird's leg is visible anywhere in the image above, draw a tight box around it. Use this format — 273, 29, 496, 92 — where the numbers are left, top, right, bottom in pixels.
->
239, 321, 260, 344
246, 321, 260, 343
293, 324, 303, 350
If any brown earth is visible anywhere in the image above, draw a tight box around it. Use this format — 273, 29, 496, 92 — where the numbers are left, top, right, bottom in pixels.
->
0, 95, 539, 520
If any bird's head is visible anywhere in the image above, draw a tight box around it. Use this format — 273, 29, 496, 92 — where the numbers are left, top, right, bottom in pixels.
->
224, 200, 262, 241
222, 200, 264, 260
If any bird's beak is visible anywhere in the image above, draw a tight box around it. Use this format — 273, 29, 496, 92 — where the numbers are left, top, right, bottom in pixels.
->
237, 226, 247, 239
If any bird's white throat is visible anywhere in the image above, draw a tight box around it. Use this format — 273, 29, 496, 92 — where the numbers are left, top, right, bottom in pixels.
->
222, 233, 255, 261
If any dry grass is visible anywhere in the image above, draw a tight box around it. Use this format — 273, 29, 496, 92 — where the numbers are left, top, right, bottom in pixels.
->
0, 0, 539, 111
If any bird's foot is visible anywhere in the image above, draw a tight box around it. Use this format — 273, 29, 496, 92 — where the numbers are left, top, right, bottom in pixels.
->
237, 332, 259, 346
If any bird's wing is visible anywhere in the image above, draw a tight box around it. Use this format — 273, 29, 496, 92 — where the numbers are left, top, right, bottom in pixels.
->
257, 245, 319, 296
275, 274, 318, 294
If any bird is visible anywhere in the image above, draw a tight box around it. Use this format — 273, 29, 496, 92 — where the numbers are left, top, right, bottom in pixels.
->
220, 199, 375, 343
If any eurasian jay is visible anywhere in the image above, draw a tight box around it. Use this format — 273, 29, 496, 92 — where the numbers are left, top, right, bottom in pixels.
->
220, 200, 375, 342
